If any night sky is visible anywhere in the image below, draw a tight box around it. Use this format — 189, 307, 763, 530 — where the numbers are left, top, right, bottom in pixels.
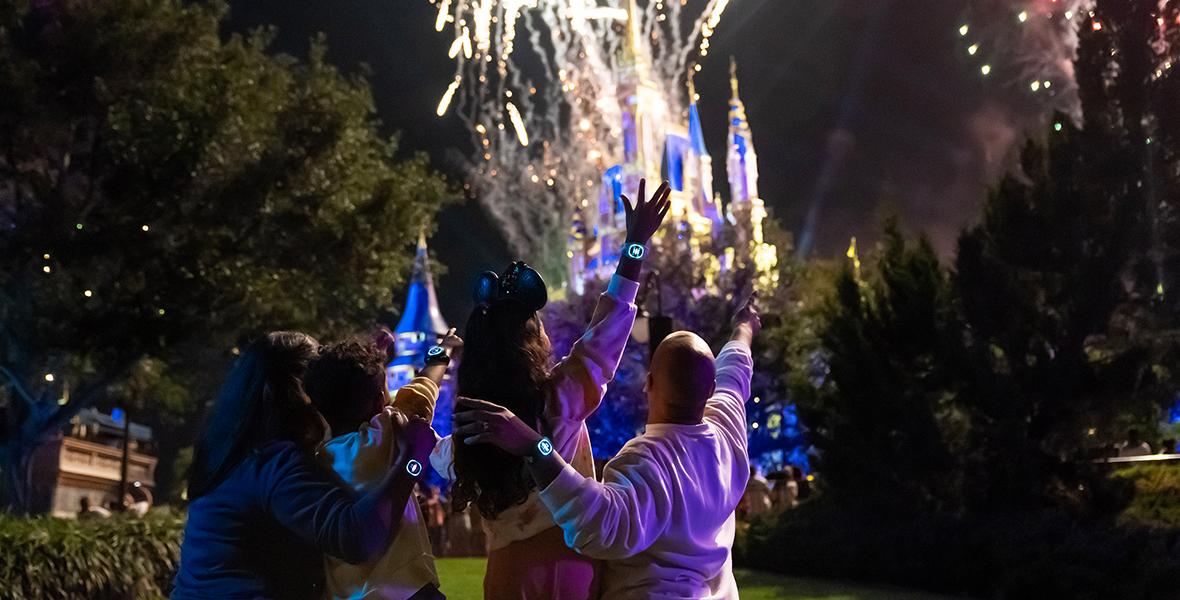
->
222, 0, 1044, 325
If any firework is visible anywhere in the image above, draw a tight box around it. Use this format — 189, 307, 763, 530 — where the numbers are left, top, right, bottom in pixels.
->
957, 0, 1095, 117
429, 0, 732, 282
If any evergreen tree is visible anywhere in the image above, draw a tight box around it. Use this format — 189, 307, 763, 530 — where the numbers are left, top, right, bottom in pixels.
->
795, 223, 963, 510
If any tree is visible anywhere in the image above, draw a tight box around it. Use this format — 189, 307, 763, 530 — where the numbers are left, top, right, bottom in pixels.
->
0, 0, 454, 512
793, 223, 964, 510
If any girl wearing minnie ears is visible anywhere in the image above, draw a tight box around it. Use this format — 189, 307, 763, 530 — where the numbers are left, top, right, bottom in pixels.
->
431, 179, 671, 600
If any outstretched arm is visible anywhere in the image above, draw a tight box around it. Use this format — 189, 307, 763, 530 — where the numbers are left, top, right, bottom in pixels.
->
267, 415, 436, 565
453, 397, 668, 559
548, 179, 671, 423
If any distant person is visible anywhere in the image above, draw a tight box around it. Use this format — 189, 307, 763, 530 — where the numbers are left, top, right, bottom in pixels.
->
432, 179, 670, 600
456, 294, 760, 600
124, 485, 153, 517
172, 332, 435, 600
741, 466, 772, 520
426, 485, 447, 557
1118, 428, 1152, 457
77, 496, 110, 520
793, 466, 812, 501
306, 332, 459, 600
1160, 438, 1177, 455
770, 473, 799, 510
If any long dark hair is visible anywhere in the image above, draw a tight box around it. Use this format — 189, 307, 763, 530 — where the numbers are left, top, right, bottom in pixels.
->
188, 331, 325, 500
452, 300, 551, 518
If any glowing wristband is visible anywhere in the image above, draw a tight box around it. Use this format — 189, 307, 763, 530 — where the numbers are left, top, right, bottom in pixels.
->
624, 243, 646, 260
424, 345, 449, 366
526, 437, 554, 464
406, 459, 423, 477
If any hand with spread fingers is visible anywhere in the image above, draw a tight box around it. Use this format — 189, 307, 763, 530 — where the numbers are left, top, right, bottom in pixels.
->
452, 396, 542, 457
622, 178, 673, 246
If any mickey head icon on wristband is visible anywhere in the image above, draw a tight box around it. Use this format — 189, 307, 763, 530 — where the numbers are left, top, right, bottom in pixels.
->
406, 459, 422, 477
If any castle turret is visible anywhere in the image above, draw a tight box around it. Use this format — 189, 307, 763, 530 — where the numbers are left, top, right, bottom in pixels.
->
725, 58, 777, 288
387, 231, 449, 392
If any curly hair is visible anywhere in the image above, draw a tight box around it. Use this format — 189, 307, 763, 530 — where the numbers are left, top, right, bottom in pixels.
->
304, 339, 389, 437
452, 300, 552, 519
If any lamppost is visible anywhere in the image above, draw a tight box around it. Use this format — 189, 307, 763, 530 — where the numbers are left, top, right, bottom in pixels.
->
631, 271, 673, 360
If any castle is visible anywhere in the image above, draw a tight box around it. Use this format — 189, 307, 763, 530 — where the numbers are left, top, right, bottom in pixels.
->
566, 2, 776, 296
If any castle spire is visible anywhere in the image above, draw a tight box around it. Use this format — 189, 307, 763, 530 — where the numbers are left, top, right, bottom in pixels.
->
730, 56, 740, 98
726, 57, 759, 204
388, 229, 449, 391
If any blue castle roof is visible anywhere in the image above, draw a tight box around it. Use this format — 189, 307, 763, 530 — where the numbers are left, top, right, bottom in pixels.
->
395, 232, 449, 338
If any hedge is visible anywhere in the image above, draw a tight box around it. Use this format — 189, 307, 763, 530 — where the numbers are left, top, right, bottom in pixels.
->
0, 510, 183, 600
1116, 464, 1180, 529
735, 502, 1180, 600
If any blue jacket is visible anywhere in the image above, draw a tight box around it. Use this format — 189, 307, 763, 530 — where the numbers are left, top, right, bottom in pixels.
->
172, 442, 385, 600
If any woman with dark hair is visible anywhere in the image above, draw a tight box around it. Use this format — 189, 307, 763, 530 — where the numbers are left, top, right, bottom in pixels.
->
172, 331, 436, 600
433, 180, 671, 600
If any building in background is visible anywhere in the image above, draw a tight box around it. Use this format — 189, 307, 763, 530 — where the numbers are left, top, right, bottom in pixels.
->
38, 408, 156, 518
387, 231, 450, 392
386, 230, 456, 445
566, 5, 776, 295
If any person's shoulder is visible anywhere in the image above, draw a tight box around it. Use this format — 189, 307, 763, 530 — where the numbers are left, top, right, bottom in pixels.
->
254, 441, 316, 474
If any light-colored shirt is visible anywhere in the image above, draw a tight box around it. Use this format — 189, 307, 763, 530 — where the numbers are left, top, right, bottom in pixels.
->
430, 274, 639, 551
319, 378, 441, 600
538, 341, 754, 600
1118, 441, 1153, 457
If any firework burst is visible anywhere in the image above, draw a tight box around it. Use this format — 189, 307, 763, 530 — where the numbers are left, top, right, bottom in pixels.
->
430, 0, 732, 283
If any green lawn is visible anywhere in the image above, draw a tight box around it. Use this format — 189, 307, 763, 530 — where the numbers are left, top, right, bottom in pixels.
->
434, 558, 957, 600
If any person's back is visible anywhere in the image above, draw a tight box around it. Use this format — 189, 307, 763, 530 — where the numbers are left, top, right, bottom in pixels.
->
175, 442, 341, 600
589, 399, 749, 598
533, 323, 757, 600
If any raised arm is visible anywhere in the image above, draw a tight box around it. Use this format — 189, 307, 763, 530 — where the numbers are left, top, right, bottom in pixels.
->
705, 295, 760, 447
548, 179, 670, 422
266, 415, 435, 565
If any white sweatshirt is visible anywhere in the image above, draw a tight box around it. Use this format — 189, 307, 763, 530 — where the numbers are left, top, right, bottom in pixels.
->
318, 379, 441, 600
430, 274, 639, 551
539, 341, 754, 600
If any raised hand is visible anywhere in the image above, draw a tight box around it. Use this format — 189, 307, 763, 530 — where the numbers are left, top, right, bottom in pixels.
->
452, 396, 542, 457
622, 179, 672, 246
731, 292, 762, 344
439, 327, 463, 354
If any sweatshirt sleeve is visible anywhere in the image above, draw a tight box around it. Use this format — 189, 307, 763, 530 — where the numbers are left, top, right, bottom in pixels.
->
263, 445, 393, 565
429, 435, 455, 480
702, 341, 754, 453
547, 274, 639, 423
538, 449, 672, 560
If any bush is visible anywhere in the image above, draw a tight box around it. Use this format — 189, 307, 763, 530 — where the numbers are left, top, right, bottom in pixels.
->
735, 502, 1180, 600
0, 510, 183, 600
1117, 464, 1180, 529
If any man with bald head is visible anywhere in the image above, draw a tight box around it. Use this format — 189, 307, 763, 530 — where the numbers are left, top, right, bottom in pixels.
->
453, 296, 760, 600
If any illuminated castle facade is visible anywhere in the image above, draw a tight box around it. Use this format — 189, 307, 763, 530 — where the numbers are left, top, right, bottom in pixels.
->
567, 4, 776, 294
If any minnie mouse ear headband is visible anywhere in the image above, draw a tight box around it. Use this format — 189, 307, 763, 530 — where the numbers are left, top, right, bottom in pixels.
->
473, 261, 548, 312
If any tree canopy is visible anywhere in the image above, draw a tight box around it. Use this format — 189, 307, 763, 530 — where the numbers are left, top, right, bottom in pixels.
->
0, 0, 454, 511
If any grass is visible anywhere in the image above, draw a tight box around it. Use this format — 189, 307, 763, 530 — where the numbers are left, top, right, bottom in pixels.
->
433, 559, 957, 600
